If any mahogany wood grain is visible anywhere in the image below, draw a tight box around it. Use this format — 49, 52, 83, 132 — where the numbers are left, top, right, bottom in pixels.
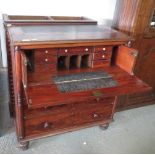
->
24, 96, 115, 138
115, 45, 137, 75
93, 51, 112, 60
58, 46, 93, 55
135, 38, 155, 88
7, 25, 131, 47
5, 21, 152, 149
25, 66, 151, 109
92, 60, 110, 68
21, 52, 27, 88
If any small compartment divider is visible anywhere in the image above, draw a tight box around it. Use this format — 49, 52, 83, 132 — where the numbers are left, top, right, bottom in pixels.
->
57, 54, 92, 70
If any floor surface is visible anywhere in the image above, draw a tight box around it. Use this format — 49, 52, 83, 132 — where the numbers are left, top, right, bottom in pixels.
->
0, 68, 155, 154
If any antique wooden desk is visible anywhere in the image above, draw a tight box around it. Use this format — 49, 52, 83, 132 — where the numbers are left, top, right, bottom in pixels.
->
6, 24, 151, 150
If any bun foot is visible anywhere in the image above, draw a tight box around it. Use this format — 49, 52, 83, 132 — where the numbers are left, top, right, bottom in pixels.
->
99, 123, 109, 130
19, 141, 29, 150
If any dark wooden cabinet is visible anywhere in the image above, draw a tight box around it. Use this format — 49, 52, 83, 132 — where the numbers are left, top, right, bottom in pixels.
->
4, 15, 152, 150
112, 0, 155, 109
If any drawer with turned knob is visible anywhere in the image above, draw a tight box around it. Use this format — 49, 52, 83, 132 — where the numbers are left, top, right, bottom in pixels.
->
25, 110, 74, 136
58, 47, 93, 55
35, 49, 58, 64
93, 51, 112, 60
71, 96, 115, 126
94, 46, 113, 53
93, 46, 112, 60
24, 96, 116, 137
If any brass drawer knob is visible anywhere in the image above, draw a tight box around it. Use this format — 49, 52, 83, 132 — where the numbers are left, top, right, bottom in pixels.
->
45, 50, 48, 53
92, 91, 103, 102
93, 113, 98, 118
102, 54, 105, 58
85, 48, 88, 51
103, 48, 106, 51
65, 49, 68, 53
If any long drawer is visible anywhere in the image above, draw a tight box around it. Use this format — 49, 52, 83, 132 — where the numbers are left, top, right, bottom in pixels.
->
58, 47, 93, 55
24, 96, 116, 137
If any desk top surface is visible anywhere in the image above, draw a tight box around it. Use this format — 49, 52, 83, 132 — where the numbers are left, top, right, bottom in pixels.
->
8, 25, 131, 46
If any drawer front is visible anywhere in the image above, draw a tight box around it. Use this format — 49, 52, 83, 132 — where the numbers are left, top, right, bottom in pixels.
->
24, 96, 115, 137
92, 60, 111, 67
93, 51, 112, 60
35, 49, 57, 64
72, 96, 115, 125
59, 47, 93, 55
94, 46, 113, 52
35, 49, 58, 55
25, 104, 73, 136
35, 54, 57, 64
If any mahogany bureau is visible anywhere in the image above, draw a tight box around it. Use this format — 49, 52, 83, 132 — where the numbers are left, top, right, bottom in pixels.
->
6, 24, 151, 150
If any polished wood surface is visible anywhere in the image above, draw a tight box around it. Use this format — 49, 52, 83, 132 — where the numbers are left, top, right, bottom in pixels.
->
8, 25, 131, 46
115, 45, 137, 75
26, 66, 150, 109
5, 19, 151, 150
24, 96, 115, 138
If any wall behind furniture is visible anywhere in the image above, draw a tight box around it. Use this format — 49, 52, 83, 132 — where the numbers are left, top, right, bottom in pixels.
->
0, 0, 116, 67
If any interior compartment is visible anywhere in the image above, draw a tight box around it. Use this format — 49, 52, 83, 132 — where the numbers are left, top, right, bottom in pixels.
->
81, 55, 91, 68
69, 55, 79, 69
57, 56, 69, 70
24, 50, 34, 73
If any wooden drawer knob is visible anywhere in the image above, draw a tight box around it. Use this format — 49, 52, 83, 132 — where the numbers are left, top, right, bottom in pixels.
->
65, 49, 68, 53
45, 58, 48, 62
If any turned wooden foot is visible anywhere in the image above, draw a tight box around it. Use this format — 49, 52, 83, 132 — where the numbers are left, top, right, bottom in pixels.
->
99, 123, 109, 130
18, 141, 29, 150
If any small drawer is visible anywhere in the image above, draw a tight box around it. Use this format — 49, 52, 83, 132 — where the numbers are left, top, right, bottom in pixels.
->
35, 55, 57, 64
93, 51, 112, 60
94, 46, 113, 52
35, 49, 57, 64
59, 47, 93, 55
92, 60, 111, 67
35, 49, 58, 55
